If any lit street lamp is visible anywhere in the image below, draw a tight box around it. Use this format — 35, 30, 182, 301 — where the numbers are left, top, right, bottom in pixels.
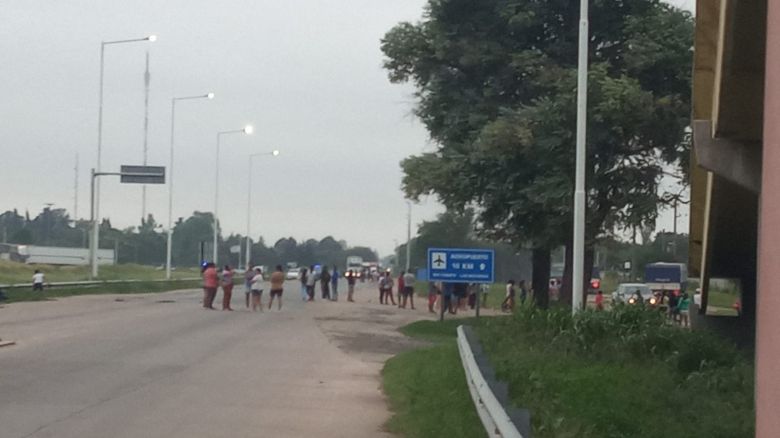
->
245, 150, 280, 269
213, 126, 253, 264
90, 34, 156, 280
165, 92, 215, 280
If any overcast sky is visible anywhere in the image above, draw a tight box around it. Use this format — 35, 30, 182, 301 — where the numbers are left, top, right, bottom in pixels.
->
1, 0, 694, 257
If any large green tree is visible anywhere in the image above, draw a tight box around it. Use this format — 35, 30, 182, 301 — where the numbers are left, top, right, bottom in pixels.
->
382, 0, 692, 306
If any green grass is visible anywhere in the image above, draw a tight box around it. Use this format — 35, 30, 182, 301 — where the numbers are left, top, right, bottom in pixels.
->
475, 307, 754, 438
1, 280, 201, 303
382, 319, 486, 438
0, 260, 199, 284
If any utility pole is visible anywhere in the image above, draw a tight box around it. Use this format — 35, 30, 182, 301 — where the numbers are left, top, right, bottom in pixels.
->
74, 153, 79, 220
405, 201, 412, 272
141, 50, 151, 220
572, 0, 590, 314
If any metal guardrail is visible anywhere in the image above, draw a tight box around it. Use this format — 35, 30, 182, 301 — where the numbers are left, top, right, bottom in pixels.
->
0, 278, 200, 289
457, 325, 524, 438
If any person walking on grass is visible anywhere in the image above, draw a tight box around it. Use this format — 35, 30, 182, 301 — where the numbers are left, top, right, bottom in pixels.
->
244, 265, 255, 308
202, 262, 218, 310
250, 267, 264, 312
32, 269, 45, 291
221, 265, 234, 311
320, 266, 331, 300
299, 267, 309, 302
268, 265, 285, 311
518, 280, 528, 306
306, 265, 316, 301
331, 266, 340, 301
346, 269, 357, 302
501, 279, 516, 312
402, 270, 416, 310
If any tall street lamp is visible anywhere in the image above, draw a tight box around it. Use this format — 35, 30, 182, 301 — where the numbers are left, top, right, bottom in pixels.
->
245, 150, 280, 269
213, 126, 253, 264
165, 92, 215, 280
91, 34, 156, 280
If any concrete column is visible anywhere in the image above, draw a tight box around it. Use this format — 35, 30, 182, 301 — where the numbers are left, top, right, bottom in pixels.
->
756, 3, 780, 436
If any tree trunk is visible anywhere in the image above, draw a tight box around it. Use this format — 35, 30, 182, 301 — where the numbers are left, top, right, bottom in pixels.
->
531, 247, 550, 309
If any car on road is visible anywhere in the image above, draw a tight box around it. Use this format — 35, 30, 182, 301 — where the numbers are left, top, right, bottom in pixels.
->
612, 283, 654, 305
286, 267, 301, 280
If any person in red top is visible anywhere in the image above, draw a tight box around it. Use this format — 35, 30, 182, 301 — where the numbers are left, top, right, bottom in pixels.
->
595, 289, 605, 311
202, 262, 218, 309
397, 271, 405, 308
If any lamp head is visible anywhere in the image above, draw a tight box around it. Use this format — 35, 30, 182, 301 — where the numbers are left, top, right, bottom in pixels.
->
243, 125, 254, 135
147, 34, 158, 42
272, 150, 280, 156
206, 92, 215, 99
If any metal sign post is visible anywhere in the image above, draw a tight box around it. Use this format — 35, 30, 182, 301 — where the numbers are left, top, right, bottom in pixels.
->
89, 166, 165, 279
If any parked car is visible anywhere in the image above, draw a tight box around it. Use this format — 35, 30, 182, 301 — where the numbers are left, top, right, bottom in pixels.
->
286, 267, 301, 280
612, 283, 654, 305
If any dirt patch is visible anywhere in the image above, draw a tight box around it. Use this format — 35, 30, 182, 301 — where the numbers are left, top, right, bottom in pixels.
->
329, 331, 429, 356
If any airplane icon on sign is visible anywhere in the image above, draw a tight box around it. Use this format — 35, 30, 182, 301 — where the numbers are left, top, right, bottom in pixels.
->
431, 252, 447, 269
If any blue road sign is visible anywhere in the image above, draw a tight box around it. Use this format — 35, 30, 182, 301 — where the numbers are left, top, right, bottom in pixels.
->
427, 248, 495, 283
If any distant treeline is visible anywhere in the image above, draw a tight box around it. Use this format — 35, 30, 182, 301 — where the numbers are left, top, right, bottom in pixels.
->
0, 208, 378, 269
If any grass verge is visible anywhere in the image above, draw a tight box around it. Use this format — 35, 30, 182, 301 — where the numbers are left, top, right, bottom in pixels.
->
1, 280, 201, 303
476, 305, 754, 437
382, 319, 487, 438
0, 259, 200, 284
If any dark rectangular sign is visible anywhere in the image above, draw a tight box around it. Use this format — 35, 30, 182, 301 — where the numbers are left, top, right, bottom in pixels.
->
120, 165, 166, 184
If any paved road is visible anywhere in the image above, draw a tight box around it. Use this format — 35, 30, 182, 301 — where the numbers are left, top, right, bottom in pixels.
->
0, 281, 439, 438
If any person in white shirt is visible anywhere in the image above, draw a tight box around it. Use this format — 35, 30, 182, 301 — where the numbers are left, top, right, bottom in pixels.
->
32, 270, 45, 291
250, 267, 264, 312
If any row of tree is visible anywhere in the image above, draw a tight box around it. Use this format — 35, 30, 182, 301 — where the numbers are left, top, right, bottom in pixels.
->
382, 0, 693, 307
0, 208, 378, 269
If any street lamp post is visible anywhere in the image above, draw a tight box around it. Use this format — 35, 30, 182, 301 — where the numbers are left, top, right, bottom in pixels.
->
405, 201, 412, 272
572, 0, 589, 314
245, 150, 280, 269
165, 92, 214, 280
91, 34, 156, 279
213, 126, 253, 265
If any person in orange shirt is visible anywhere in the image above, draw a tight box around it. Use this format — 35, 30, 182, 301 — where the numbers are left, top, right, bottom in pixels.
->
268, 265, 285, 311
202, 262, 218, 310
595, 289, 605, 311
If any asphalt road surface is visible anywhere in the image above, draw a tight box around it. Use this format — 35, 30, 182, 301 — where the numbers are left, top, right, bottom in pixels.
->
0, 281, 441, 438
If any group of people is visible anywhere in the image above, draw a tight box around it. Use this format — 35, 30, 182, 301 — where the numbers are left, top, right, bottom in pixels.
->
201, 263, 286, 312
378, 270, 417, 309
297, 266, 358, 303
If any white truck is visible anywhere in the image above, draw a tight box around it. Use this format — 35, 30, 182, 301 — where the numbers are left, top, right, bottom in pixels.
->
346, 256, 363, 277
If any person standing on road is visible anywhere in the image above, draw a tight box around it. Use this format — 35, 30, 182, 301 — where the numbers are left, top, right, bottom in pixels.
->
427, 281, 439, 313
402, 270, 416, 310
397, 271, 405, 308
299, 267, 309, 302
202, 262, 218, 309
331, 267, 340, 301
221, 265, 234, 311
268, 265, 285, 311
346, 269, 357, 302
379, 271, 395, 305
320, 266, 331, 300
32, 269, 45, 291
244, 265, 255, 308
306, 265, 316, 301
250, 267, 264, 312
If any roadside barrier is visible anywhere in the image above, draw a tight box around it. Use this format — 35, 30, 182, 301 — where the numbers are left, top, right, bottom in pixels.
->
0, 278, 200, 290
457, 324, 528, 438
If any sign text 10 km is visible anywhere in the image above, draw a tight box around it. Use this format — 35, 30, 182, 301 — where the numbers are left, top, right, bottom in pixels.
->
427, 248, 495, 283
